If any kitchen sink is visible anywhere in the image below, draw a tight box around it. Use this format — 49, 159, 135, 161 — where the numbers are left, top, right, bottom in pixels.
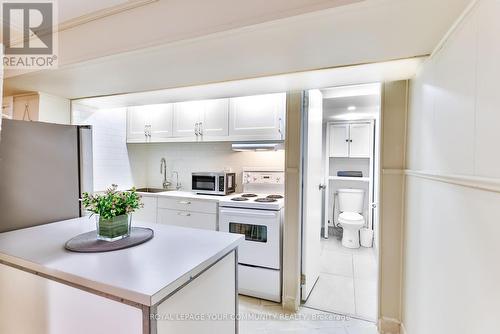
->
133, 187, 170, 193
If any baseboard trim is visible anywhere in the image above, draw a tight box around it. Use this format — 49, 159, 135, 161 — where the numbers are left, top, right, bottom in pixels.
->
405, 169, 500, 194
378, 317, 401, 334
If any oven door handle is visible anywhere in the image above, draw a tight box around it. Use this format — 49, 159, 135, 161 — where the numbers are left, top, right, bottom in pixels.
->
220, 209, 277, 217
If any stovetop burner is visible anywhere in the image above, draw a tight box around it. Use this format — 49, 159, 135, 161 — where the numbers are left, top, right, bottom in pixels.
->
255, 198, 277, 203
231, 197, 249, 201
267, 194, 284, 199
241, 193, 258, 198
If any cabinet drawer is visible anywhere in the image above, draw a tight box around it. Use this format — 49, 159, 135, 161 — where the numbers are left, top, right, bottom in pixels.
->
157, 208, 217, 231
157, 197, 217, 214
132, 195, 157, 224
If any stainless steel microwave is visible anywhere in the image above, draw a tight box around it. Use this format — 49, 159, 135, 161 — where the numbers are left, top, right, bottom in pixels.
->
192, 172, 236, 195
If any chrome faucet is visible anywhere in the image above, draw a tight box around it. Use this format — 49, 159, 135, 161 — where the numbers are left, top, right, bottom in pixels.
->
160, 158, 170, 189
172, 171, 181, 190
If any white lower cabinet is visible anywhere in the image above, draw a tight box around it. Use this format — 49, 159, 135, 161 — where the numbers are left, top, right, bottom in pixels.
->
156, 251, 236, 334
157, 197, 218, 231
132, 195, 157, 223
157, 209, 217, 230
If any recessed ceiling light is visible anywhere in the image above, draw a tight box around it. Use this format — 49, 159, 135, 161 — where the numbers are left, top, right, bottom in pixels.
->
347, 105, 356, 111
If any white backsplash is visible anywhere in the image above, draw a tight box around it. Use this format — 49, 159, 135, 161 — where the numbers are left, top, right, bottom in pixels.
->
136, 142, 285, 192
72, 105, 284, 192
72, 106, 146, 191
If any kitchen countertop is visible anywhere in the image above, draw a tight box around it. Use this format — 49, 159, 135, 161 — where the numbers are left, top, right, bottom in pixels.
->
136, 189, 229, 202
0, 217, 242, 306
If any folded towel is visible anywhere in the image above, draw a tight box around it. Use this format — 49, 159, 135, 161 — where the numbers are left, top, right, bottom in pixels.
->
337, 171, 363, 177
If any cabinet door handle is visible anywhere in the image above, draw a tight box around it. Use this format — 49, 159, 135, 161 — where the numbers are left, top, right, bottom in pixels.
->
178, 200, 191, 205
177, 212, 191, 217
194, 122, 199, 136
278, 117, 283, 140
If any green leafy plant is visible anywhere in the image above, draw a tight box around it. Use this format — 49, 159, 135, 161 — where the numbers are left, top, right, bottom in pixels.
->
82, 184, 143, 220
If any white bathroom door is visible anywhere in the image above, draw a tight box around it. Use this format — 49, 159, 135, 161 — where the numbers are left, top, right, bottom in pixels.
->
301, 89, 323, 301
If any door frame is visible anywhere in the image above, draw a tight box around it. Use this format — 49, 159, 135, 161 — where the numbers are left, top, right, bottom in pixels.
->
298, 88, 382, 322
299, 90, 322, 301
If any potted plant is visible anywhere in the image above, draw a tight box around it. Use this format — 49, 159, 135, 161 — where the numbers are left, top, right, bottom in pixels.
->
82, 185, 143, 241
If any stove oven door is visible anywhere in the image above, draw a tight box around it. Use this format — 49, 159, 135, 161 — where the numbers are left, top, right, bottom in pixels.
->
219, 207, 280, 270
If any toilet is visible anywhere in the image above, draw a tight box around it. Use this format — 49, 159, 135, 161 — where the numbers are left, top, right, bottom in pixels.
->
337, 188, 365, 249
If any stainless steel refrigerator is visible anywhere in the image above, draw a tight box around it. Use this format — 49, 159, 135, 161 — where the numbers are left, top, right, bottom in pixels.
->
0, 119, 93, 233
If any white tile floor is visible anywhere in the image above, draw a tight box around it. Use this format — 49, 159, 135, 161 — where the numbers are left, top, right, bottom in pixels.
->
304, 236, 378, 321
239, 295, 379, 334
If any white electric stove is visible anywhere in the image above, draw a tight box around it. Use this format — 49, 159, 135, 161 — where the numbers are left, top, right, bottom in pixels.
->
219, 169, 284, 302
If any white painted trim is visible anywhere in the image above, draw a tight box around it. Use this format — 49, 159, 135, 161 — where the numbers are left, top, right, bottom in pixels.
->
430, 0, 480, 57
58, 0, 158, 33
382, 169, 405, 175
378, 316, 401, 334
404, 170, 500, 193
400, 322, 408, 334
8, 0, 158, 47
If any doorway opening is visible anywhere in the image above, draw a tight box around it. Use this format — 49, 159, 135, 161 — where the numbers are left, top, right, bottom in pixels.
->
301, 83, 381, 322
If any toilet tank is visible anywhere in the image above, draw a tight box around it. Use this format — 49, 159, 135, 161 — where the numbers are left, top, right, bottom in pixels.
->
337, 189, 364, 213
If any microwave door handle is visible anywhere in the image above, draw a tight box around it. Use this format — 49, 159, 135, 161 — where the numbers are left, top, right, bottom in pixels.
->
220, 209, 277, 217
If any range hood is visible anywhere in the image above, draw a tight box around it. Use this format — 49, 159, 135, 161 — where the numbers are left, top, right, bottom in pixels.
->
231, 142, 284, 152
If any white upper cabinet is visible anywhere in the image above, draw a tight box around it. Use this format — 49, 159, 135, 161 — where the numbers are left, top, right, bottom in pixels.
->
173, 98, 229, 140
172, 100, 204, 138
127, 104, 173, 142
329, 124, 349, 157
199, 99, 229, 138
349, 123, 371, 158
125, 93, 286, 143
329, 122, 371, 158
228, 93, 286, 141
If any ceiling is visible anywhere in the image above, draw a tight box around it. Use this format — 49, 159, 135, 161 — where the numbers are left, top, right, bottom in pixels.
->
58, 0, 130, 23
2, 0, 471, 99
322, 84, 381, 121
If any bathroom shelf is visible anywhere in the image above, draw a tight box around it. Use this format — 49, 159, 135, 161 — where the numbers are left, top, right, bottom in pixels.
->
329, 176, 370, 182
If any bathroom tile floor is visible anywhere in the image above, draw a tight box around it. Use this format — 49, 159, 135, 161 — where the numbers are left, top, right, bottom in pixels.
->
304, 236, 378, 322
239, 295, 379, 334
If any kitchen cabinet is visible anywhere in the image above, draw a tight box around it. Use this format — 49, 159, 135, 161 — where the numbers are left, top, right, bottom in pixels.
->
157, 197, 218, 230
329, 122, 371, 158
228, 93, 286, 140
329, 124, 349, 157
125, 93, 286, 143
172, 98, 229, 140
132, 195, 157, 223
126, 104, 173, 142
10, 93, 70, 124
2, 96, 13, 119
158, 209, 217, 231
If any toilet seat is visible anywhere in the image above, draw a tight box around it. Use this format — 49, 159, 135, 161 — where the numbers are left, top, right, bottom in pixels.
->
339, 212, 364, 225
338, 212, 365, 249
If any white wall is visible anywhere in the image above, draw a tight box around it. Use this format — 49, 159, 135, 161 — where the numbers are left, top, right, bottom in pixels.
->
403, 1, 500, 333
72, 105, 146, 191
138, 142, 285, 192
38, 93, 71, 125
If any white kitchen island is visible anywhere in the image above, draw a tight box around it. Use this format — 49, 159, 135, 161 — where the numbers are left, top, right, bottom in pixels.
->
0, 217, 243, 334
